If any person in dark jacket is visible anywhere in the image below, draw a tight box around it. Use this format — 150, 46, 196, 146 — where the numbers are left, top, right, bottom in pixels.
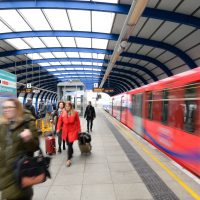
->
0, 98, 40, 200
84, 101, 96, 132
24, 98, 36, 118
50, 101, 66, 153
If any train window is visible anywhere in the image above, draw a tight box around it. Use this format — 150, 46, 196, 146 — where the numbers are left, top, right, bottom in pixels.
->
132, 94, 143, 117
152, 91, 162, 122
162, 89, 168, 124
183, 84, 197, 133
147, 92, 153, 120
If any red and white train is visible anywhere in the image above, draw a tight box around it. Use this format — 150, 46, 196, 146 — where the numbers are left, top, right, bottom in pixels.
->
109, 67, 200, 177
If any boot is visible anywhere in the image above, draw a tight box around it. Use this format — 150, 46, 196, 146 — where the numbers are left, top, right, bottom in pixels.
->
58, 146, 61, 153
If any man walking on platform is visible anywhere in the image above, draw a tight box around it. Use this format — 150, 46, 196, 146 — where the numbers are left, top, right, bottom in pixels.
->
84, 101, 96, 132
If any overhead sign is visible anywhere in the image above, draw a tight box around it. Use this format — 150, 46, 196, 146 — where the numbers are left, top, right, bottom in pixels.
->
26, 83, 32, 88
93, 88, 114, 93
32, 89, 40, 94
94, 83, 98, 88
0, 70, 17, 98
17, 88, 33, 94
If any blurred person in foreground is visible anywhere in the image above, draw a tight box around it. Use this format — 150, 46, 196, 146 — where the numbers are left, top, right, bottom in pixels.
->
56, 102, 81, 167
0, 99, 40, 200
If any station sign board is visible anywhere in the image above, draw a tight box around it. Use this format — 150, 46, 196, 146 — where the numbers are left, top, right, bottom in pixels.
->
17, 88, 33, 94
93, 88, 114, 93
0, 70, 17, 98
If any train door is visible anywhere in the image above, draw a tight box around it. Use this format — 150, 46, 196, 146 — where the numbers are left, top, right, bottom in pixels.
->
133, 93, 143, 136
120, 96, 127, 124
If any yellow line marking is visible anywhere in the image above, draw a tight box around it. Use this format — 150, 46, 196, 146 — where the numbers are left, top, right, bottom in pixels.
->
105, 113, 200, 200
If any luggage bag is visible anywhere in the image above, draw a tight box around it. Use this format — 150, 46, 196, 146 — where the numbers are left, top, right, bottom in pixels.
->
45, 136, 56, 155
78, 132, 92, 153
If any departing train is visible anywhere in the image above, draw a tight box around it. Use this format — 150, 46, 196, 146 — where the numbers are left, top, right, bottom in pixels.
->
109, 67, 200, 177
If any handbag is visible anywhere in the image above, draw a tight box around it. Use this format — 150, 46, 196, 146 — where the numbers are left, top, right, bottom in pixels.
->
13, 148, 51, 189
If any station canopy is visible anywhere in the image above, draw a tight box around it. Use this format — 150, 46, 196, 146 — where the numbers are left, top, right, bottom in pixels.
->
0, 0, 199, 95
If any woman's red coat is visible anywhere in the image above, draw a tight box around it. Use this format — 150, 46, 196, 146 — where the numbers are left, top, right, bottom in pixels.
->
57, 110, 81, 142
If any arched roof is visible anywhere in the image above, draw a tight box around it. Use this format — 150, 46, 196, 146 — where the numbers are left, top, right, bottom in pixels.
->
0, 0, 199, 95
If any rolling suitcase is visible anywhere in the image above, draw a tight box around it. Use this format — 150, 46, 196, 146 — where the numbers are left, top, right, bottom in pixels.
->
45, 136, 56, 155
78, 132, 92, 153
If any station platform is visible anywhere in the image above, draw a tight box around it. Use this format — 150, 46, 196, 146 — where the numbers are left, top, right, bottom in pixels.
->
33, 108, 200, 200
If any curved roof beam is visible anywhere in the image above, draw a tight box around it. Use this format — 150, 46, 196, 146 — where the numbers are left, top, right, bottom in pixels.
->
0, 1, 199, 28
0, 32, 195, 68
0, 56, 171, 76
17, 67, 148, 85
22, 74, 135, 90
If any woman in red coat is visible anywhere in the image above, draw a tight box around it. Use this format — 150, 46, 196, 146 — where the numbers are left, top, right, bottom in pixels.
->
57, 102, 81, 166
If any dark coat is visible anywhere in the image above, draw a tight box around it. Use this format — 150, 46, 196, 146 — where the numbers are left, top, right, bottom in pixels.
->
24, 102, 36, 118
84, 105, 96, 120
0, 110, 39, 199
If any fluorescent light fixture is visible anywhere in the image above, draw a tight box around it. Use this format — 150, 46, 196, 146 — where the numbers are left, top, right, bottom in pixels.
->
68, 10, 91, 31
0, 10, 31, 31
19, 9, 51, 30
92, 11, 115, 33
5, 39, 30, 50
43, 9, 71, 30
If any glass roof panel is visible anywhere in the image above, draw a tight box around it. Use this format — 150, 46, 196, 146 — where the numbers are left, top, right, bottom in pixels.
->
92, 39, 108, 49
57, 68, 65, 70
0, 21, 12, 33
80, 53, 92, 58
84, 68, 92, 70
76, 37, 91, 48
23, 38, 46, 48
97, 54, 105, 59
66, 52, 79, 58
82, 62, 93, 65
93, 69, 101, 71
26, 53, 42, 60
71, 62, 82, 65
92, 11, 115, 33
92, 53, 98, 59
43, 9, 71, 30
59, 37, 76, 47
92, 0, 118, 3
68, 10, 91, 32
60, 62, 71, 65
54, 52, 67, 58
64, 68, 74, 70
39, 63, 50, 66
19, 9, 51, 30
49, 62, 61, 65
47, 69, 56, 71
0, 10, 31, 31
40, 37, 61, 47
40, 53, 55, 58
5, 39, 30, 49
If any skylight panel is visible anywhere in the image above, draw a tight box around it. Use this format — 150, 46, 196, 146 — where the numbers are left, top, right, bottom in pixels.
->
82, 62, 93, 65
93, 62, 98, 66
0, 10, 31, 32
97, 54, 105, 59
47, 69, 56, 72
92, 39, 108, 49
54, 52, 67, 58
92, 11, 115, 33
0, 21, 12, 33
66, 52, 79, 58
68, 10, 91, 31
71, 62, 81, 65
65, 68, 74, 70
93, 69, 101, 71
40, 53, 55, 58
26, 53, 42, 60
58, 76, 64, 79
98, 63, 103, 66
40, 37, 61, 47
49, 62, 61, 65
92, 53, 98, 59
92, 0, 118, 3
76, 38, 91, 48
53, 73, 60, 75
38, 63, 50, 66
84, 68, 92, 70
61, 62, 71, 65
80, 53, 92, 58
5, 39, 30, 50
19, 9, 51, 30
77, 68, 84, 70
23, 38, 46, 48
43, 9, 71, 30
57, 68, 65, 71
59, 37, 76, 47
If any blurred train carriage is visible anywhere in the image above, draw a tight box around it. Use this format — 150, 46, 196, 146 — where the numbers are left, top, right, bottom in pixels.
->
110, 67, 200, 177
